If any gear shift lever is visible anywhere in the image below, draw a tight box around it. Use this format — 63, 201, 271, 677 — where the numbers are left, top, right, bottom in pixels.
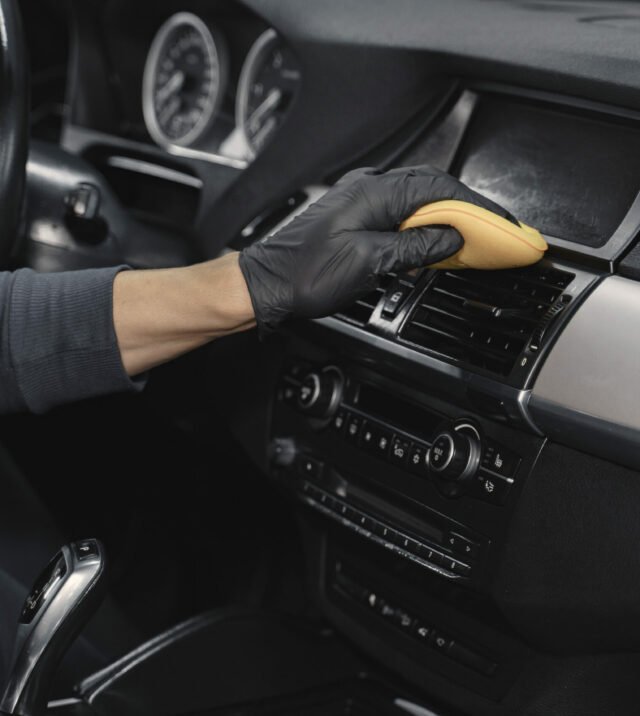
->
0, 539, 107, 716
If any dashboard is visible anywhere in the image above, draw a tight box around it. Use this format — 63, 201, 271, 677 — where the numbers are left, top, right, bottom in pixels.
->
23, 0, 640, 714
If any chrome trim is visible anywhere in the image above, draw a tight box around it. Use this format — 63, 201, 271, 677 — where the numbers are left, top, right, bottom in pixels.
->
80, 612, 227, 703
62, 123, 248, 171
48, 698, 82, 709
142, 12, 224, 150
394, 698, 443, 716
0, 544, 104, 715
301, 488, 469, 581
159, 142, 248, 170
235, 28, 278, 160
105, 155, 203, 188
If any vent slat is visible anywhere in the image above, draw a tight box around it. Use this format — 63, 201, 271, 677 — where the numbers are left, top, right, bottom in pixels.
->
334, 272, 399, 327
416, 303, 532, 345
400, 266, 575, 377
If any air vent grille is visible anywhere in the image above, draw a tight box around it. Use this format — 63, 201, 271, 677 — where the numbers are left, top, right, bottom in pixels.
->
400, 266, 574, 376
335, 274, 396, 327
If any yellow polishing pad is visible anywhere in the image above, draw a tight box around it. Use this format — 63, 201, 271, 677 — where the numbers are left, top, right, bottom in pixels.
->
399, 200, 547, 270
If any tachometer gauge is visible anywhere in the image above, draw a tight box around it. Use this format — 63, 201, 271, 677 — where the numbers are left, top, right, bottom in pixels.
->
236, 29, 301, 158
142, 12, 226, 148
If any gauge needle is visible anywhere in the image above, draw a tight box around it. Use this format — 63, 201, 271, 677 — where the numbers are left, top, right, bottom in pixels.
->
158, 95, 181, 126
247, 88, 283, 134
156, 70, 185, 105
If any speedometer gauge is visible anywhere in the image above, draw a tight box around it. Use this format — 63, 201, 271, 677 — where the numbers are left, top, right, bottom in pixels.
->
143, 12, 226, 148
236, 29, 301, 158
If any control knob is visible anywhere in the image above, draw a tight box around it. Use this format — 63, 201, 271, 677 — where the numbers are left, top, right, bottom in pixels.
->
297, 367, 343, 419
428, 424, 481, 483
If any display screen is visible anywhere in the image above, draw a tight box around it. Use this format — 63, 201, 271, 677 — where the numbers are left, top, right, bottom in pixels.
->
452, 96, 640, 248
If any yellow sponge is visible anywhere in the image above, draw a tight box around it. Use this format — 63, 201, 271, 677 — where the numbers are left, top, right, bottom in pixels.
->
399, 199, 547, 270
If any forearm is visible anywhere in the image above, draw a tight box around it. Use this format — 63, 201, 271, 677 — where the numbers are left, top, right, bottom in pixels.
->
113, 252, 256, 376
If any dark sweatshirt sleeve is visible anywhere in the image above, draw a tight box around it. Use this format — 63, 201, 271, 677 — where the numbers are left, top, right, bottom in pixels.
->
0, 266, 145, 415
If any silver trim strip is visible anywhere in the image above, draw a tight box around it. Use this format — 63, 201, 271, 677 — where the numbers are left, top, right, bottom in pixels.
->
236, 28, 279, 161
160, 142, 248, 170
105, 156, 203, 189
48, 698, 82, 709
394, 699, 443, 716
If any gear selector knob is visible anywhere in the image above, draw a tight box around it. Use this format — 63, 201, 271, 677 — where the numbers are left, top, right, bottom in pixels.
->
1, 540, 107, 716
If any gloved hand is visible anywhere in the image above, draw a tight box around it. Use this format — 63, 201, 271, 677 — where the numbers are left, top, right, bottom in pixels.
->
238, 165, 513, 332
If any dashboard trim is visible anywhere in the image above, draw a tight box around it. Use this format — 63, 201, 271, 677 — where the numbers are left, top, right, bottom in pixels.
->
313, 315, 543, 435
105, 156, 203, 189
236, 28, 278, 161
531, 275, 640, 468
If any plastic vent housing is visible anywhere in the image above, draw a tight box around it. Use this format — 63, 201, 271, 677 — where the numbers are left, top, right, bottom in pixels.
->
400, 266, 574, 377
336, 274, 396, 327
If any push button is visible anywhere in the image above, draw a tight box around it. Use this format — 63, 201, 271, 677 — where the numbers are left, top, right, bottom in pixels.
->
76, 540, 100, 561
381, 282, 412, 318
431, 631, 454, 654
377, 524, 396, 543
429, 434, 454, 471
446, 533, 480, 560
397, 534, 420, 554
408, 443, 427, 475
332, 409, 347, 433
355, 513, 374, 532
442, 556, 471, 576
373, 428, 393, 457
417, 544, 444, 566
473, 471, 512, 505
392, 608, 414, 631
414, 622, 431, 642
389, 437, 410, 466
297, 455, 323, 480
360, 421, 377, 450
482, 441, 520, 477
345, 415, 362, 442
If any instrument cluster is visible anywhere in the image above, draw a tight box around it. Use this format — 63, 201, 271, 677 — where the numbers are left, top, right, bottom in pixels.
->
141, 12, 301, 164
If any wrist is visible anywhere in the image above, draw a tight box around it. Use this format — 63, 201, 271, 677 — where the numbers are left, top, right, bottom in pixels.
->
196, 252, 256, 332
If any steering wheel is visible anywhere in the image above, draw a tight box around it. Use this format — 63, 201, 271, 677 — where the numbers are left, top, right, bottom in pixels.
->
0, 0, 28, 265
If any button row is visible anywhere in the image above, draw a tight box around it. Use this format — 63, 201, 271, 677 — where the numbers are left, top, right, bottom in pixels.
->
301, 483, 472, 579
333, 409, 517, 506
332, 410, 430, 477
335, 571, 497, 677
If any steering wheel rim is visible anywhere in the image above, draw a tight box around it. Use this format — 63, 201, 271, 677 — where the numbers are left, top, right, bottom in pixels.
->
0, 0, 28, 266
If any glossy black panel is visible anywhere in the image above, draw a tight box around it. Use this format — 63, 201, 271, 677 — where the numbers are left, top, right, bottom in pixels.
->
454, 95, 640, 247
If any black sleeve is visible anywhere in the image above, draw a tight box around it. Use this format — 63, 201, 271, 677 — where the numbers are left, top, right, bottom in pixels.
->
0, 266, 145, 415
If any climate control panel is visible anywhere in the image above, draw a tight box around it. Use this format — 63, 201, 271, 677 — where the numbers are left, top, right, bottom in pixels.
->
273, 357, 530, 587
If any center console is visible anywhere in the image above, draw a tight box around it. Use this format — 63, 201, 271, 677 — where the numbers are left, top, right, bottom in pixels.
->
257, 84, 640, 712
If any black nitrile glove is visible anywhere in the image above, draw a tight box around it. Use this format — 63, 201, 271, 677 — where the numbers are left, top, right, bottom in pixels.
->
238, 165, 513, 332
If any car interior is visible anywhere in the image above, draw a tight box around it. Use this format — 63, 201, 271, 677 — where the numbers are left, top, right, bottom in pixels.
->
2, 0, 640, 714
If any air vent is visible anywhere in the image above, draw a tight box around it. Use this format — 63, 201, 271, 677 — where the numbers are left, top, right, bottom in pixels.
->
335, 274, 396, 327
400, 265, 575, 377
